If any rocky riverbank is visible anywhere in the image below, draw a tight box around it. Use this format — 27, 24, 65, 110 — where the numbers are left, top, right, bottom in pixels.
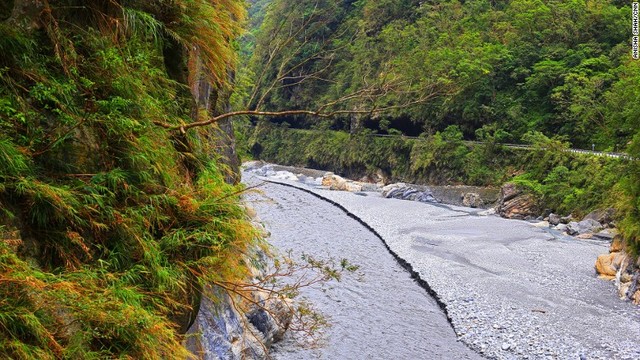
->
244, 162, 640, 360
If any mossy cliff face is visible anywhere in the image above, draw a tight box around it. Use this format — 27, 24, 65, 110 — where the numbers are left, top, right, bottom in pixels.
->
0, 1, 259, 358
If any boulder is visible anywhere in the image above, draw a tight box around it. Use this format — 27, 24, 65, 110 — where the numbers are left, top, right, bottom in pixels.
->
566, 219, 603, 236
555, 223, 568, 233
322, 172, 347, 190
583, 208, 616, 226
344, 182, 363, 192
633, 289, 640, 305
548, 213, 561, 226
246, 291, 293, 347
594, 234, 640, 303
595, 252, 628, 279
322, 173, 364, 192
382, 182, 406, 196
382, 183, 439, 203
496, 183, 540, 220
610, 235, 624, 253
560, 215, 573, 224
462, 193, 483, 208
186, 288, 268, 360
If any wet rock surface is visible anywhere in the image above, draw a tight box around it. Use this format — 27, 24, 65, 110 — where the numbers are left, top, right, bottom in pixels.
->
246, 164, 640, 360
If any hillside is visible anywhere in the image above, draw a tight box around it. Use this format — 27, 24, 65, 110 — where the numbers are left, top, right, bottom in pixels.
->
241, 0, 640, 255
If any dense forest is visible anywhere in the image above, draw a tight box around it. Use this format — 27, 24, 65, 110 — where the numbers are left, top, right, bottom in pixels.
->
243, 0, 636, 150
241, 0, 639, 252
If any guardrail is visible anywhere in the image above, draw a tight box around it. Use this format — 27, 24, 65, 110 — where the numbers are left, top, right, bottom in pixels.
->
362, 133, 631, 160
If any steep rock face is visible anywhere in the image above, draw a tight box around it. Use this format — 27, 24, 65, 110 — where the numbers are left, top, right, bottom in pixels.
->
178, 48, 269, 357
185, 204, 292, 359
496, 183, 540, 219
595, 235, 640, 304
185, 285, 292, 360
186, 288, 266, 360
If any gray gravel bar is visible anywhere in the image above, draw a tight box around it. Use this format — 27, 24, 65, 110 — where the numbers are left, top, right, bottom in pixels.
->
244, 166, 640, 359
243, 173, 481, 360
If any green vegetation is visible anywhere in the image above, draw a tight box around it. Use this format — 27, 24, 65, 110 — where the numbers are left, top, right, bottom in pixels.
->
1, 0, 639, 355
0, 0, 261, 358
242, 0, 640, 253
244, 123, 628, 225
243, 0, 632, 147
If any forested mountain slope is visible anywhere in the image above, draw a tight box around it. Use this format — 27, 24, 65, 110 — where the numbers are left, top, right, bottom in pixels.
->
245, 0, 634, 150
242, 0, 639, 254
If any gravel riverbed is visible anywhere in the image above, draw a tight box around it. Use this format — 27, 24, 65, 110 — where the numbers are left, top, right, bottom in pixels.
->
243, 165, 640, 360
243, 174, 479, 360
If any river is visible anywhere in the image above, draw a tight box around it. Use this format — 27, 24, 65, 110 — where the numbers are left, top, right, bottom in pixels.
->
242, 165, 640, 360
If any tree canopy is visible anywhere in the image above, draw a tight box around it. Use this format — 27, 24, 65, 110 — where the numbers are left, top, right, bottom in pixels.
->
244, 0, 634, 151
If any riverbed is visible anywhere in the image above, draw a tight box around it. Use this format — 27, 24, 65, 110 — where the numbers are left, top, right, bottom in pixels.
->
243, 174, 480, 359
242, 165, 640, 359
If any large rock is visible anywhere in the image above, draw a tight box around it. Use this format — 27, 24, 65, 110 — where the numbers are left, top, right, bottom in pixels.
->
186, 272, 294, 360
382, 183, 438, 203
595, 252, 628, 278
496, 183, 540, 220
185, 210, 293, 359
322, 173, 363, 192
595, 234, 640, 304
566, 219, 603, 236
186, 288, 267, 360
583, 208, 616, 227
610, 235, 625, 253
462, 193, 483, 208
548, 213, 561, 226
246, 291, 293, 347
